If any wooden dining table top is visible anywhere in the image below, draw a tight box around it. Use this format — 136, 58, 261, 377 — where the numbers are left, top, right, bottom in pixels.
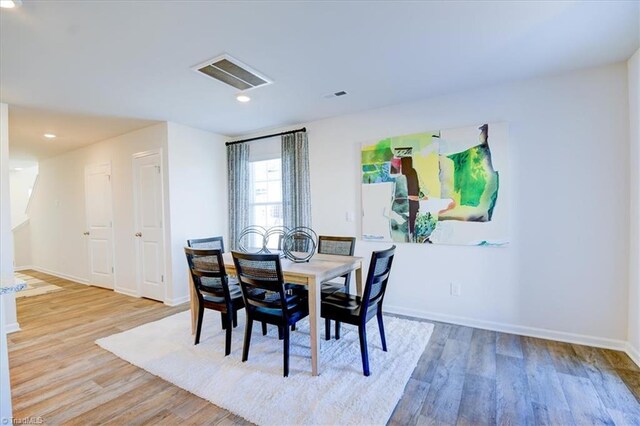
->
221, 251, 363, 285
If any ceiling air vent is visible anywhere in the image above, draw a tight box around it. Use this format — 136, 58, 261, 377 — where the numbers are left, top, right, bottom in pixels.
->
194, 54, 272, 91
323, 90, 348, 99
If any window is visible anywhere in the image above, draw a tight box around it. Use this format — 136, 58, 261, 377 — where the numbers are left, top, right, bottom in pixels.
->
249, 158, 283, 248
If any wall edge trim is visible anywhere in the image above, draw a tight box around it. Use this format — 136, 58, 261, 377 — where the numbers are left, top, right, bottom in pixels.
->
164, 295, 189, 307
29, 266, 89, 285
4, 323, 20, 334
13, 265, 33, 272
115, 287, 140, 298
386, 305, 627, 351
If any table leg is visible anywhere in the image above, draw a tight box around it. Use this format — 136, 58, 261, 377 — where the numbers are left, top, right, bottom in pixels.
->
308, 276, 321, 376
355, 264, 363, 296
189, 274, 197, 335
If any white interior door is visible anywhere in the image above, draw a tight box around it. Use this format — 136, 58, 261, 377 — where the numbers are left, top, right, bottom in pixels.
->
133, 151, 166, 302
84, 163, 114, 289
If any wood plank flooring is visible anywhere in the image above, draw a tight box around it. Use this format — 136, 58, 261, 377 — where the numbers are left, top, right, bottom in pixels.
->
8, 270, 640, 425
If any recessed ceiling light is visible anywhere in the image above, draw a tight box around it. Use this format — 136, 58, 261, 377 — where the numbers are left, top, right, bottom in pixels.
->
43, 133, 57, 139
11, 167, 23, 171
0, 0, 22, 9
236, 93, 251, 103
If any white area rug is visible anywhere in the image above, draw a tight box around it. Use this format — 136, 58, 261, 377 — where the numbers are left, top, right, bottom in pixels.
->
96, 310, 433, 425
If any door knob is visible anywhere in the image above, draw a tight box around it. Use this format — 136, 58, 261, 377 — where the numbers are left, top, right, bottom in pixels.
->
135, 232, 142, 237
83, 231, 90, 236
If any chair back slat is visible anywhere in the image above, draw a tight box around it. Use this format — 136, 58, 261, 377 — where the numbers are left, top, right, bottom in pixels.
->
369, 255, 392, 300
360, 245, 396, 320
318, 236, 356, 288
281, 235, 313, 252
318, 236, 356, 256
185, 247, 231, 302
187, 236, 225, 252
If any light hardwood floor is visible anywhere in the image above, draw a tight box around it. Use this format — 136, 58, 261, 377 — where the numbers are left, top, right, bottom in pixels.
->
8, 270, 640, 425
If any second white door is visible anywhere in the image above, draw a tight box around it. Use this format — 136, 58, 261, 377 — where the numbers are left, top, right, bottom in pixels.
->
133, 150, 166, 302
84, 163, 114, 289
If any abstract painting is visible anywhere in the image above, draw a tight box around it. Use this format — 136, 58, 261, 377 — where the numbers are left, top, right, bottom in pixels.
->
361, 123, 508, 246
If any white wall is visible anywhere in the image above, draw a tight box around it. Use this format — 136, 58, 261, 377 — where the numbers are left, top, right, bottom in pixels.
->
628, 48, 640, 362
0, 103, 16, 419
252, 63, 630, 347
28, 123, 170, 298
12, 222, 31, 269
165, 122, 228, 304
1, 103, 18, 331
11, 165, 38, 270
9, 165, 38, 229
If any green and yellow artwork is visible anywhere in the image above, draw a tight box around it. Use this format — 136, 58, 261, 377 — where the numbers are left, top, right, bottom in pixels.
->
361, 123, 508, 246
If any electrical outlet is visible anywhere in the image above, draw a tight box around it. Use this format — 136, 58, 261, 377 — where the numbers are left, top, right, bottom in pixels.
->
346, 211, 355, 222
450, 282, 462, 297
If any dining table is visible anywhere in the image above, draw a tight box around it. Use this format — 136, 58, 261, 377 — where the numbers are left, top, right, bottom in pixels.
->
189, 251, 363, 376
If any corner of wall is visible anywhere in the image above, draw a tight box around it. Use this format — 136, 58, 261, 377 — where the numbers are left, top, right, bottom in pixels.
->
627, 342, 640, 368
627, 48, 640, 365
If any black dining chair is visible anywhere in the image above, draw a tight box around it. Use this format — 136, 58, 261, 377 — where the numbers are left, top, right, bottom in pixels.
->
187, 236, 239, 329
232, 251, 309, 377
321, 245, 396, 376
188, 236, 269, 335
317, 236, 356, 339
184, 247, 244, 356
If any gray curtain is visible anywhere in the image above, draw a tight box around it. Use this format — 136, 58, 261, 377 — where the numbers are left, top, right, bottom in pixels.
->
227, 143, 250, 250
282, 131, 312, 229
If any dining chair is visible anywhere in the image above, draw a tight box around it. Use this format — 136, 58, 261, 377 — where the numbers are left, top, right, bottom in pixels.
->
188, 236, 268, 335
184, 247, 244, 356
317, 235, 356, 339
232, 251, 309, 377
321, 245, 396, 376
187, 236, 239, 328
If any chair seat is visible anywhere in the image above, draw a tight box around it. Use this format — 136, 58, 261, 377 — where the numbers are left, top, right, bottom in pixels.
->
254, 303, 309, 325
321, 290, 383, 326
251, 285, 308, 325
321, 291, 361, 325
261, 290, 307, 305
201, 283, 243, 304
322, 290, 362, 310
320, 282, 345, 297
284, 282, 307, 294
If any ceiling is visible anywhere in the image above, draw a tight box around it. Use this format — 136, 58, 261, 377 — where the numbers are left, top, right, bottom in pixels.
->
1, 1, 638, 161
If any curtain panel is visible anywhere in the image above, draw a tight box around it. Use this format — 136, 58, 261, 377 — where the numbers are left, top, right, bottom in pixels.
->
281, 131, 312, 230
227, 143, 250, 250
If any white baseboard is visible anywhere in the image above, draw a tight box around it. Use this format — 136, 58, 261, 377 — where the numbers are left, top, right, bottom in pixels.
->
165, 295, 190, 307
14, 265, 33, 272
29, 266, 89, 285
625, 342, 640, 367
4, 322, 20, 334
386, 305, 627, 352
115, 287, 140, 298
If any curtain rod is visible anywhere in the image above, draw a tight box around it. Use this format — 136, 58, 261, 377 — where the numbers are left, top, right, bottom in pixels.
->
225, 127, 306, 146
